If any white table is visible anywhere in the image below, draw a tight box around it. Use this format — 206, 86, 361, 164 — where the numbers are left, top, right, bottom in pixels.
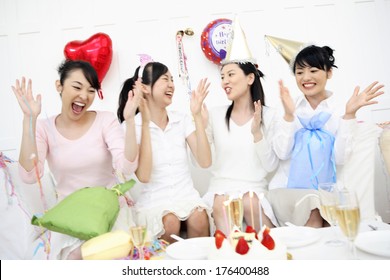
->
286, 220, 390, 260
163, 220, 390, 260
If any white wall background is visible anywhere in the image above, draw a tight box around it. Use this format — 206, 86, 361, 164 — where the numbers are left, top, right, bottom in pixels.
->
0, 0, 389, 218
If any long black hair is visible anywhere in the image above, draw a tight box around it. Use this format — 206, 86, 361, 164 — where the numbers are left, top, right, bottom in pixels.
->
222, 62, 266, 130
117, 62, 169, 123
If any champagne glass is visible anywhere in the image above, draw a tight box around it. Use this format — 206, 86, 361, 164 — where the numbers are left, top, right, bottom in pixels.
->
318, 183, 344, 246
229, 197, 244, 231
335, 188, 361, 259
130, 216, 147, 260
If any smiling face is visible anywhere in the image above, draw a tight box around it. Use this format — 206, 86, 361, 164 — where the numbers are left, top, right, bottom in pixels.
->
294, 64, 332, 102
56, 69, 96, 121
146, 70, 175, 108
220, 63, 254, 102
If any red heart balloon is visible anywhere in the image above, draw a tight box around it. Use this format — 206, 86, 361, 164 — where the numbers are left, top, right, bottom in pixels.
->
64, 33, 113, 86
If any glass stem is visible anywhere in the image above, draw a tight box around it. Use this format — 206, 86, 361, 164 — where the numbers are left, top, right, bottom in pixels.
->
138, 245, 144, 260
349, 240, 358, 259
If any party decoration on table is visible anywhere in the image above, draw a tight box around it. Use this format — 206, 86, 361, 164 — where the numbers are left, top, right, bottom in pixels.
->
82, 228, 168, 260
128, 239, 169, 260
31, 179, 136, 240
176, 28, 193, 95
64, 32, 113, 99
264, 35, 306, 67
287, 112, 336, 189
138, 53, 154, 79
221, 16, 256, 65
200, 18, 232, 65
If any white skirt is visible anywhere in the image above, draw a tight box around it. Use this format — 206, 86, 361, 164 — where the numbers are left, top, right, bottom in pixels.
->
135, 196, 214, 239
267, 188, 321, 226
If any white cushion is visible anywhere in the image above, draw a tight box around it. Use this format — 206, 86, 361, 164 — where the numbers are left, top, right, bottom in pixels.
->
337, 122, 382, 221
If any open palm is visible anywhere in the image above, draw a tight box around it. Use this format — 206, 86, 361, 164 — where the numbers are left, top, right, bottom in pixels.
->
12, 77, 41, 118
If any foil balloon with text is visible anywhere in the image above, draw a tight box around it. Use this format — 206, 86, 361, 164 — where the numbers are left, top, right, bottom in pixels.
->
200, 18, 232, 65
64, 33, 113, 99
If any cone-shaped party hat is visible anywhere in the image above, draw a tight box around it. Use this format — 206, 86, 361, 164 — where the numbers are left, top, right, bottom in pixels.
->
221, 16, 256, 65
265, 35, 306, 65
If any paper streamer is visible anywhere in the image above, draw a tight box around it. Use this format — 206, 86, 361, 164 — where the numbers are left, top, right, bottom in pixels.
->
176, 30, 192, 95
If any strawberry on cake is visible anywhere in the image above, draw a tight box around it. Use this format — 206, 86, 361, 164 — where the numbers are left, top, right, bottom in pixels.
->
208, 226, 287, 260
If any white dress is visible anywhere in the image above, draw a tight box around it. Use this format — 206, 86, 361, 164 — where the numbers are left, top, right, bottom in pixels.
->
133, 111, 213, 238
202, 105, 279, 227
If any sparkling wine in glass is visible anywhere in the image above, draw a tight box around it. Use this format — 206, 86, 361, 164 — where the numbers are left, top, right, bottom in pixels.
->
229, 197, 244, 231
335, 188, 361, 259
130, 222, 147, 260
318, 183, 344, 246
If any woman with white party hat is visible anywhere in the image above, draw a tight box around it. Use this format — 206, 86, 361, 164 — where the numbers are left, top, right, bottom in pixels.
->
202, 16, 279, 233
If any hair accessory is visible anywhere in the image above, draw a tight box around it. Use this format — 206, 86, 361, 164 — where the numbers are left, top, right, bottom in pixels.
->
221, 15, 256, 65
137, 54, 154, 79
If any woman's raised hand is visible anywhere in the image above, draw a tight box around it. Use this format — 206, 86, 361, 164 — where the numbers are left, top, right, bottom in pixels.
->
138, 97, 151, 124
279, 80, 295, 122
190, 78, 210, 116
344, 81, 385, 119
251, 100, 263, 140
12, 77, 41, 118
123, 79, 143, 121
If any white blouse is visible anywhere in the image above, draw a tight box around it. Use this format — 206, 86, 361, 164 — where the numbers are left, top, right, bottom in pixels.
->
134, 110, 200, 208
206, 105, 279, 194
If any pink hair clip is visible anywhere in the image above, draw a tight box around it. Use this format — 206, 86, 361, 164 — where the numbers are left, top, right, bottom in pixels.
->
138, 54, 154, 79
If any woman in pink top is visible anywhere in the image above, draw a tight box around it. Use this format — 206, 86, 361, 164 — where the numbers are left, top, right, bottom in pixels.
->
12, 60, 140, 259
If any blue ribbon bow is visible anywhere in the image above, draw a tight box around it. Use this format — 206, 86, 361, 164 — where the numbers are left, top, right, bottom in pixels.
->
287, 112, 337, 190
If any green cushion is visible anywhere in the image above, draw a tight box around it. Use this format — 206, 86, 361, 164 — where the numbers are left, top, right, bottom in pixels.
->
31, 180, 135, 240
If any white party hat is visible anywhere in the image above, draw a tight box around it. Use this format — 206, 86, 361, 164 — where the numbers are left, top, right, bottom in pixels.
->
221, 16, 256, 65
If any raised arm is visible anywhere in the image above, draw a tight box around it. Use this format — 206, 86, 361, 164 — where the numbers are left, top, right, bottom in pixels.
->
335, 81, 385, 165
11, 77, 41, 171
135, 97, 152, 183
187, 78, 212, 168
251, 102, 279, 172
343, 81, 384, 120
272, 80, 297, 160
122, 82, 143, 163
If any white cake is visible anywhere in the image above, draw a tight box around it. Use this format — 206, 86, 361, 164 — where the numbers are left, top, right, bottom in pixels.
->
207, 226, 287, 260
